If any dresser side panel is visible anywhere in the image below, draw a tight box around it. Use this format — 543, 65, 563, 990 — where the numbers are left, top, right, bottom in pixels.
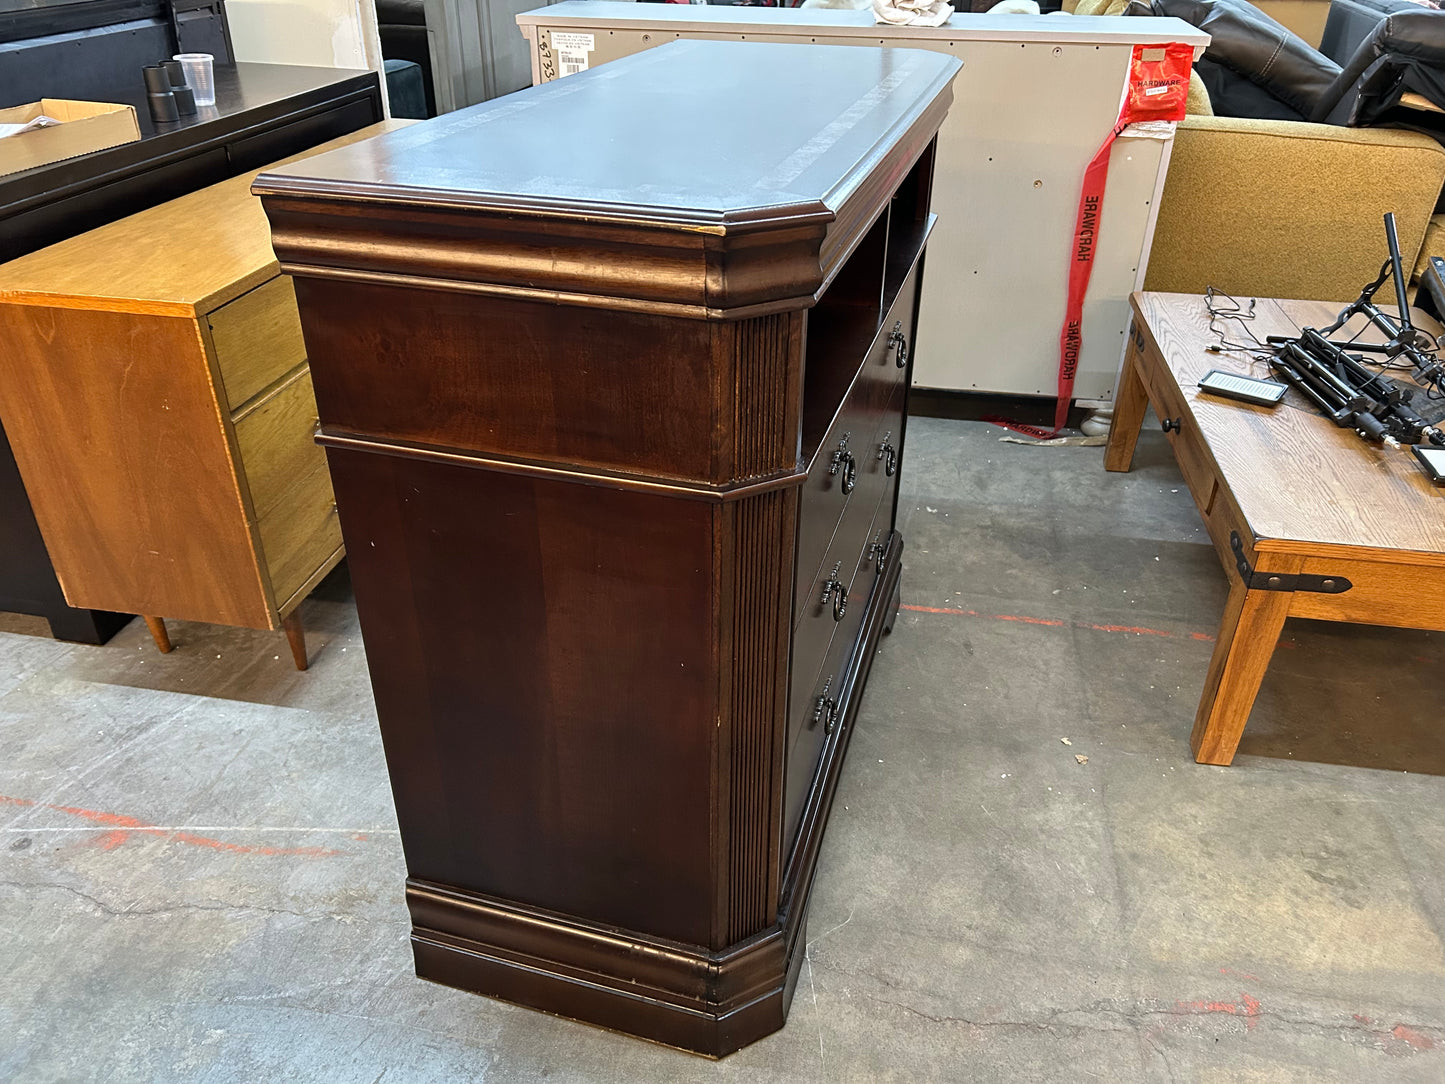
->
327, 447, 720, 945
0, 304, 269, 626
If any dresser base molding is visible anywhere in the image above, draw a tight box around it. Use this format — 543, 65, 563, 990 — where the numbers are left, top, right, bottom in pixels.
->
403, 536, 904, 1058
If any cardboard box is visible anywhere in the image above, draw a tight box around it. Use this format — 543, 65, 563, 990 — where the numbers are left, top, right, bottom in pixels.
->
0, 99, 142, 178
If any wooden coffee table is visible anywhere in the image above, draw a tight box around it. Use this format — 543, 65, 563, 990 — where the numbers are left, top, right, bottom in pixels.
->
1106, 292, 1445, 766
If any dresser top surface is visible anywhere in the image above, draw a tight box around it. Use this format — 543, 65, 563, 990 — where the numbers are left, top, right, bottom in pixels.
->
253, 41, 961, 228
0, 119, 415, 315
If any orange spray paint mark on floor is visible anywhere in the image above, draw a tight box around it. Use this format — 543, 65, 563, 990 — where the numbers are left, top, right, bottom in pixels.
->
990, 613, 1070, 628
1392, 1024, 1436, 1051
1, 793, 339, 857
1176, 992, 1262, 1030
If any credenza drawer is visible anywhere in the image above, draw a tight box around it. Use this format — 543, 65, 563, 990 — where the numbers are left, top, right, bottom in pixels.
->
796, 375, 905, 626
788, 432, 901, 749
235, 367, 324, 521
256, 462, 342, 609
850, 262, 916, 434
796, 390, 873, 603
208, 276, 308, 412
783, 494, 892, 852
793, 263, 917, 613
874, 261, 921, 399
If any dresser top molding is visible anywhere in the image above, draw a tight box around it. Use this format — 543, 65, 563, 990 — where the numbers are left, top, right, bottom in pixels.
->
253, 41, 961, 317
517, 2, 1209, 50
0, 120, 417, 317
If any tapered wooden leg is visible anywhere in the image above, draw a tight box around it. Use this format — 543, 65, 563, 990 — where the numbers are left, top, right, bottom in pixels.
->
282, 611, 308, 671
1190, 581, 1293, 766
1104, 330, 1151, 473
143, 616, 173, 654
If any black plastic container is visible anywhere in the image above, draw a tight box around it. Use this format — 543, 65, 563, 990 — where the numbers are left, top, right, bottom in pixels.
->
142, 64, 179, 123
161, 59, 197, 115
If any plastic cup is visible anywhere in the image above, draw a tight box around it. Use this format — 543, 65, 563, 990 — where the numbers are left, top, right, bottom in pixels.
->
173, 53, 215, 107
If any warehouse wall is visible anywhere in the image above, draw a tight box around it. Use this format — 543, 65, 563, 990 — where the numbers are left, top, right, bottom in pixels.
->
226, 0, 386, 72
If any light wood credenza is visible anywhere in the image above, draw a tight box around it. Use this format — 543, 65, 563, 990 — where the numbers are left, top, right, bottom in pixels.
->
0, 120, 411, 667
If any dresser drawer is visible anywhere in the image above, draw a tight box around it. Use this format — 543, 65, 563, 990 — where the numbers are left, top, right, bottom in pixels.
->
795, 373, 904, 625
795, 355, 889, 615
796, 394, 871, 603
859, 259, 919, 418
207, 276, 308, 412
257, 462, 342, 610
235, 367, 324, 521
782, 495, 891, 853
788, 441, 900, 747
794, 266, 918, 612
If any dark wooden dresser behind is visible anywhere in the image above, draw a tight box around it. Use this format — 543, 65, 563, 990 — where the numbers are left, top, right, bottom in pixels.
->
255, 39, 959, 1056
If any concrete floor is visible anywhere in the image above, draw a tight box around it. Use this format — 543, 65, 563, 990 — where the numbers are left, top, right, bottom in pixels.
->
1, 418, 1442, 1082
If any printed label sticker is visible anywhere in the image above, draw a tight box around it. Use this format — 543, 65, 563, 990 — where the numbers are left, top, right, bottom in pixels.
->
552, 32, 595, 77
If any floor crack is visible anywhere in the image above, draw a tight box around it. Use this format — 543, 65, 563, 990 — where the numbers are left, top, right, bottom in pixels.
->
857, 989, 1445, 1052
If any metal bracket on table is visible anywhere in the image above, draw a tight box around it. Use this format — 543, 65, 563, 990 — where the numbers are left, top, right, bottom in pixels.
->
1229, 532, 1351, 594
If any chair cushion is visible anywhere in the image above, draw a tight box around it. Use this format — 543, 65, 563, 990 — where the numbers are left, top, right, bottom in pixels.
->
1150, 0, 1342, 121
1314, 10, 1445, 126
383, 59, 429, 120
1319, 0, 1421, 65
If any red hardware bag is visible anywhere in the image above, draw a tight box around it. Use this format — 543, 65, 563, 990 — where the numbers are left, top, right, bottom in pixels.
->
1121, 42, 1194, 125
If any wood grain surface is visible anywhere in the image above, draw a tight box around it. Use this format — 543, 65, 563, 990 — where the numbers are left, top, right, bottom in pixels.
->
0, 122, 407, 634
1133, 292, 1445, 563
209, 276, 308, 410
256, 462, 342, 609
254, 45, 957, 319
235, 367, 323, 520
0, 120, 414, 315
326, 446, 719, 945
260, 42, 951, 1051
0, 306, 269, 626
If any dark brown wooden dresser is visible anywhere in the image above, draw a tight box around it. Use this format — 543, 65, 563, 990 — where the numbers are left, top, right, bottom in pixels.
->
254, 40, 959, 1056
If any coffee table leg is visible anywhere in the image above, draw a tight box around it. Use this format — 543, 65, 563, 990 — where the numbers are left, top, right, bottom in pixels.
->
1105, 329, 1150, 473
1190, 581, 1292, 765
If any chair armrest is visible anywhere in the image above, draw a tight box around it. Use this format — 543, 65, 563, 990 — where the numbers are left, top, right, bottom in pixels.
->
1145, 115, 1445, 305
